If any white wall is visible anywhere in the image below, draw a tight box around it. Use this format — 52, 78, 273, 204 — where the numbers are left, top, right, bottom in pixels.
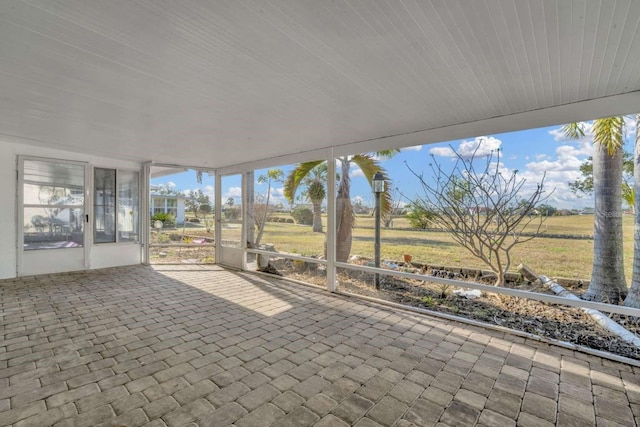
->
0, 139, 144, 279
91, 244, 142, 270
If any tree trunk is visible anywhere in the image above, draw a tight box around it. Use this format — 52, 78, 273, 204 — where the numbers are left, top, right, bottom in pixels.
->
336, 159, 353, 262
312, 199, 323, 233
625, 114, 640, 307
583, 143, 628, 302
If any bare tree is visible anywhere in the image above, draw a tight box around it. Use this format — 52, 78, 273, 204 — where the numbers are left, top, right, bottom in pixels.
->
249, 169, 283, 247
407, 146, 549, 286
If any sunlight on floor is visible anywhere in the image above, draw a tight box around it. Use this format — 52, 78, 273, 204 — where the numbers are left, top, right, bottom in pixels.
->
156, 266, 295, 317
208, 282, 294, 317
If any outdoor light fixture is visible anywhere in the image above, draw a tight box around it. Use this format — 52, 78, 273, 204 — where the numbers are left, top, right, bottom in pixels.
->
372, 171, 384, 289
372, 171, 385, 194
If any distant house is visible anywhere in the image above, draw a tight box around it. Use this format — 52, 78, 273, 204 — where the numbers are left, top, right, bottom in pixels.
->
150, 188, 187, 224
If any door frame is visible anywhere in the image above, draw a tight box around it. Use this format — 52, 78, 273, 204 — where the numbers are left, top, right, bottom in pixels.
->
17, 156, 92, 276
215, 172, 245, 270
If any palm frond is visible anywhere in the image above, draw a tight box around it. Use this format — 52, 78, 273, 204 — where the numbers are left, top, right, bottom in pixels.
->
351, 154, 393, 215
375, 149, 401, 160
562, 122, 585, 140
283, 160, 325, 202
592, 116, 624, 156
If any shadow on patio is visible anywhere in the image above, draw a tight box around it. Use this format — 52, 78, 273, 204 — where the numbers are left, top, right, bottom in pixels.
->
1, 265, 639, 426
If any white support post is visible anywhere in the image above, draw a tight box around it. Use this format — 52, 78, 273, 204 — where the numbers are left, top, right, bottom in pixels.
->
214, 172, 222, 265
326, 148, 337, 292
241, 172, 249, 270
141, 163, 151, 264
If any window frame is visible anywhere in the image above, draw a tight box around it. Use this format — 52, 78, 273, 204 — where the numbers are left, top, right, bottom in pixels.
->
93, 167, 140, 245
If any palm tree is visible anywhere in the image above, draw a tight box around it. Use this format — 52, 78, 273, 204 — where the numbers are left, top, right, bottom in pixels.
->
285, 151, 397, 262
284, 164, 327, 232
625, 113, 640, 307
564, 118, 628, 303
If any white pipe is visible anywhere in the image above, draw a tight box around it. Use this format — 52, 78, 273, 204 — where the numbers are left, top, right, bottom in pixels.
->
539, 275, 640, 348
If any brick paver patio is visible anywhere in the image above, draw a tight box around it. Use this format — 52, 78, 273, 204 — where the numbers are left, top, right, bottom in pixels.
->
1, 264, 639, 426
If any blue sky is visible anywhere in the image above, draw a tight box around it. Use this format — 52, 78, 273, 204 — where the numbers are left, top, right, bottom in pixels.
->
152, 118, 637, 210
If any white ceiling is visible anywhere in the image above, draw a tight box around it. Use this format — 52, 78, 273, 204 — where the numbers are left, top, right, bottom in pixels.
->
1, 0, 640, 170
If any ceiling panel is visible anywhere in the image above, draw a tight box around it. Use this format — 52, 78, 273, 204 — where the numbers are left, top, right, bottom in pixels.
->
0, 0, 639, 169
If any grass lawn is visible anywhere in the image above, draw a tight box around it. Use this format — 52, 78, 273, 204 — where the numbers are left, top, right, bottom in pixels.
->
259, 214, 635, 283
167, 213, 634, 284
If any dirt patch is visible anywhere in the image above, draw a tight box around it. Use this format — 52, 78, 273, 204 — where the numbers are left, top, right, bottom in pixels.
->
277, 262, 640, 361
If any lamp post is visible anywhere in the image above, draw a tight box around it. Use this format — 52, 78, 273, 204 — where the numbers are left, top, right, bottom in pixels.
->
372, 171, 384, 289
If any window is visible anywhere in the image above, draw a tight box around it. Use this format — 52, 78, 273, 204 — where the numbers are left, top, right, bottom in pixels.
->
151, 197, 178, 217
23, 159, 85, 250
118, 170, 139, 242
94, 168, 139, 243
166, 198, 178, 217
152, 197, 166, 215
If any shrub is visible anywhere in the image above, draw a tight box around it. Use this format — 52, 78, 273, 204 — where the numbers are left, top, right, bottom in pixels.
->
151, 213, 176, 228
224, 207, 241, 220
406, 203, 436, 229
156, 233, 171, 244
291, 206, 313, 225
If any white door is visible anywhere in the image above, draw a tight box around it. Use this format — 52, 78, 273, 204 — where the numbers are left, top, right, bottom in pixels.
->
18, 157, 89, 276
217, 173, 244, 269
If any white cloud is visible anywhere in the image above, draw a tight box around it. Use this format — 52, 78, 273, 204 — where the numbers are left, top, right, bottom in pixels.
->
520, 131, 596, 209
350, 169, 365, 178
488, 161, 508, 173
624, 115, 637, 138
458, 136, 502, 158
526, 157, 584, 173
253, 186, 288, 206
427, 128, 597, 209
429, 146, 455, 157
556, 143, 592, 157
401, 145, 423, 152
203, 185, 214, 199
548, 127, 567, 142
518, 167, 590, 209
430, 136, 502, 159
270, 187, 284, 198
225, 187, 242, 199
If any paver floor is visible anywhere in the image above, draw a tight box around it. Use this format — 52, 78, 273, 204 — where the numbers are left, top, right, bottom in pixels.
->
1, 264, 639, 427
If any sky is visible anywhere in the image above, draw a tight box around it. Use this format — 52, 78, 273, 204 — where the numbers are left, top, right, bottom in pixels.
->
151, 118, 637, 211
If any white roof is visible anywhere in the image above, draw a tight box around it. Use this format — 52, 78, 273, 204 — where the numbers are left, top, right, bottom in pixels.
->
1, 1, 639, 170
